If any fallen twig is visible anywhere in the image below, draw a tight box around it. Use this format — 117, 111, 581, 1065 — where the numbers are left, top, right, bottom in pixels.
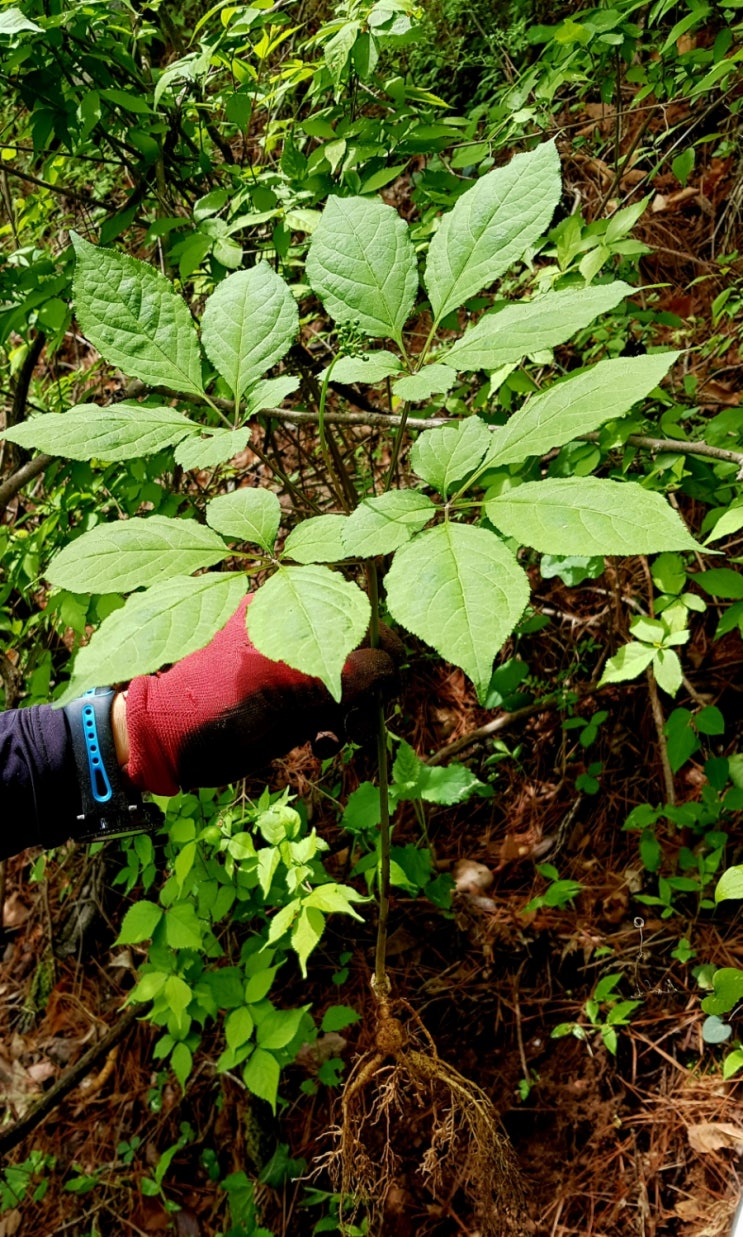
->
0, 1006, 139, 1158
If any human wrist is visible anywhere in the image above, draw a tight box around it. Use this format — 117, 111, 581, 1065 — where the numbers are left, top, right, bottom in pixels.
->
111, 691, 130, 769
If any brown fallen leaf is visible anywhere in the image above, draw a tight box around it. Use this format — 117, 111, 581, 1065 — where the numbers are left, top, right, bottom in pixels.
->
675, 1198, 705, 1220
453, 859, 494, 894
651, 187, 699, 213
687, 1121, 743, 1154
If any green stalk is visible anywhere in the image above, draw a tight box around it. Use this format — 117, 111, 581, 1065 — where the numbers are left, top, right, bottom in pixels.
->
318, 358, 351, 511
366, 560, 391, 1001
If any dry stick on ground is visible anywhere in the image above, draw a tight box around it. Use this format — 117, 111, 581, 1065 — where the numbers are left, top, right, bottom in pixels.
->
426, 682, 606, 766
0, 1006, 139, 1158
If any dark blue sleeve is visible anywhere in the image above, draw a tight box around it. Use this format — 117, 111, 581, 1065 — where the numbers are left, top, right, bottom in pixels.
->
0, 706, 80, 858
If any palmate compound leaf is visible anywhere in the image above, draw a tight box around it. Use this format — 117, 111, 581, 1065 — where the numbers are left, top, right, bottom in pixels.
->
485, 477, 698, 555
424, 140, 561, 323
46, 515, 228, 593
200, 265, 299, 406
306, 195, 418, 345
174, 377, 300, 471
58, 573, 247, 704
410, 415, 492, 498
71, 234, 204, 397
1, 403, 199, 461
341, 490, 436, 557
487, 351, 682, 467
385, 523, 530, 702
206, 488, 281, 552
246, 565, 371, 701
442, 281, 633, 372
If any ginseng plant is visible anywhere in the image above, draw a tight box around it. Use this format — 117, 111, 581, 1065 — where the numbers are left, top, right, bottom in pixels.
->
4, 139, 701, 1231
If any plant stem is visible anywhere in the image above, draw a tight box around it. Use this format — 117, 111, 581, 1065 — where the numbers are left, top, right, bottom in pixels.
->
318, 360, 352, 511
367, 560, 391, 1001
383, 399, 411, 493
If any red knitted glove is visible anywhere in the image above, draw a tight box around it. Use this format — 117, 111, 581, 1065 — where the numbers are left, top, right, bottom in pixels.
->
123, 596, 399, 795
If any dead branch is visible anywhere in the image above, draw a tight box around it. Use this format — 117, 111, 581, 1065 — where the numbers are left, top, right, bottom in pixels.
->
0, 1006, 139, 1159
0, 453, 53, 517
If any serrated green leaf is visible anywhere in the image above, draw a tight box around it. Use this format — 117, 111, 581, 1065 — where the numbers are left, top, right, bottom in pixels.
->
303, 883, 367, 916
266, 898, 302, 945
324, 19, 359, 81
392, 364, 456, 402
723, 1049, 743, 1080
392, 739, 484, 804
694, 568, 743, 599
424, 140, 561, 321
201, 265, 298, 405
257, 1007, 306, 1051
247, 566, 370, 700
715, 865, 743, 902
59, 573, 246, 703
341, 490, 435, 557
175, 428, 252, 470
245, 968, 278, 1003
664, 708, 698, 773
243, 1047, 280, 1112
306, 195, 418, 344
116, 900, 162, 944
487, 352, 681, 466
321, 1004, 361, 1032
71, 233, 203, 396
598, 642, 656, 685
283, 515, 348, 564
164, 975, 192, 1019
322, 351, 403, 385
385, 523, 530, 701
702, 968, 743, 1016
485, 477, 697, 554
130, 971, 168, 1003
695, 705, 724, 736
0, 7, 41, 33
225, 1006, 255, 1050
291, 906, 325, 977
46, 516, 227, 593
171, 1042, 193, 1089
410, 416, 492, 498
2, 403, 198, 461
257, 847, 280, 898
165, 902, 205, 950
653, 647, 682, 696
704, 505, 743, 545
342, 782, 381, 831
245, 374, 299, 414
443, 282, 632, 372
174, 841, 196, 891
206, 488, 280, 551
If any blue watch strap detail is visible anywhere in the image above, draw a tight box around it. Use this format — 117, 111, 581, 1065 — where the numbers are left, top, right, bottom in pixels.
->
63, 687, 162, 840
81, 688, 114, 804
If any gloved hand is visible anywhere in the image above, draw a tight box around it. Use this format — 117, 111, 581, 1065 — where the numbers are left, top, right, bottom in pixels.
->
120, 595, 401, 796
